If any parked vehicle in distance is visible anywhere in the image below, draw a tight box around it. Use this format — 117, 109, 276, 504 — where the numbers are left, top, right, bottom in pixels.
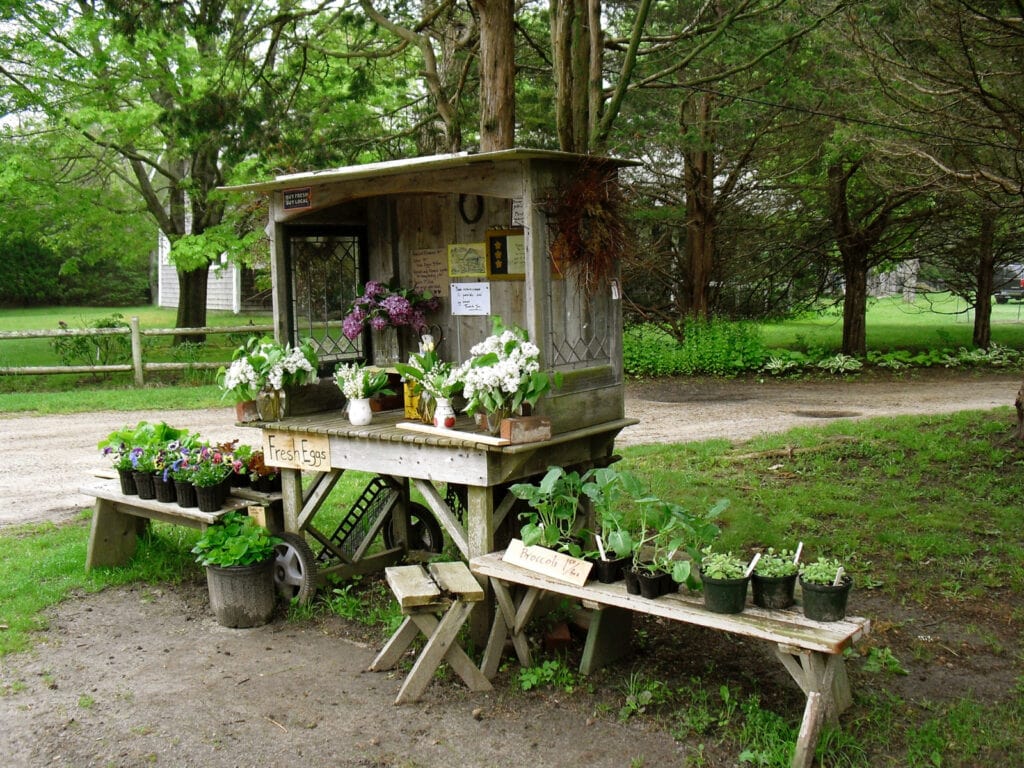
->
993, 264, 1024, 303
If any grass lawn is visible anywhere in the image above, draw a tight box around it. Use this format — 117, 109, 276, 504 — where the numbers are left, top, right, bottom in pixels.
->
761, 293, 1024, 352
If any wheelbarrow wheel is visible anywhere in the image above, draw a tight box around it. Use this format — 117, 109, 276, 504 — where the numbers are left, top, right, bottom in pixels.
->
273, 532, 318, 604
383, 502, 445, 554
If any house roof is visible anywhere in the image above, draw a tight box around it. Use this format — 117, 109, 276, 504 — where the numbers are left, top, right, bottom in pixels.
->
220, 148, 638, 195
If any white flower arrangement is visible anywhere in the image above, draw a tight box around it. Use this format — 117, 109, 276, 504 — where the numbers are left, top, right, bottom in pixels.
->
334, 362, 394, 400
455, 317, 558, 416
217, 337, 319, 403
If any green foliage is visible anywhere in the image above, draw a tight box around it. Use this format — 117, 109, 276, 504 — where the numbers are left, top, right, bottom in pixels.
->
510, 466, 584, 554
619, 671, 670, 721
0, 235, 63, 306
190, 511, 281, 567
699, 549, 748, 581
624, 320, 768, 377
862, 646, 908, 676
517, 658, 577, 693
752, 548, 799, 578
49, 314, 131, 373
800, 557, 846, 586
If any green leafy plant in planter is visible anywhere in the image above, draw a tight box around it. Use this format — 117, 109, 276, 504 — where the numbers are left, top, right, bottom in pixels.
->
699, 548, 751, 614
191, 511, 282, 567
192, 512, 283, 628
509, 466, 584, 556
799, 556, 852, 622
579, 467, 641, 581
751, 548, 800, 609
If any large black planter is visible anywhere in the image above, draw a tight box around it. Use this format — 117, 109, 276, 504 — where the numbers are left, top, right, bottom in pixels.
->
205, 559, 276, 628
800, 576, 852, 622
701, 573, 750, 614
751, 573, 797, 610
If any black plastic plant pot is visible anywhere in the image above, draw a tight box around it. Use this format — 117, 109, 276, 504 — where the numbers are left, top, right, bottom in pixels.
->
590, 556, 630, 584
117, 467, 137, 495
701, 573, 750, 614
205, 558, 276, 628
624, 568, 642, 595
800, 576, 852, 622
751, 573, 797, 609
637, 570, 663, 599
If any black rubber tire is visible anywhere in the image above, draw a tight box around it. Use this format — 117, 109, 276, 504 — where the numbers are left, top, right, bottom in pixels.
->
273, 532, 318, 604
382, 502, 445, 554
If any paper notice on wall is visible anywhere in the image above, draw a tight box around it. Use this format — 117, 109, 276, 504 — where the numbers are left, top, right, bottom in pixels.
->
410, 248, 448, 299
450, 282, 491, 316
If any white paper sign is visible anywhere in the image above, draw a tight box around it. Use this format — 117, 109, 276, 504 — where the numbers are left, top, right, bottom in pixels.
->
451, 282, 491, 316
502, 538, 592, 586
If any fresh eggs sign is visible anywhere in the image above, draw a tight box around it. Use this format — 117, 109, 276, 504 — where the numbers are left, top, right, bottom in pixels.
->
261, 431, 331, 472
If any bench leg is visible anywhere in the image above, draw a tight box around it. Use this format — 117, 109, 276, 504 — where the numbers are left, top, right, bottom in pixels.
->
580, 606, 633, 675
395, 601, 490, 704
482, 579, 536, 678
85, 499, 141, 571
368, 616, 420, 672
792, 691, 824, 768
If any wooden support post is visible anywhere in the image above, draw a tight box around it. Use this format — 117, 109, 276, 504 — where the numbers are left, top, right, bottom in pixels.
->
465, 484, 496, 645
579, 606, 633, 675
86, 498, 140, 570
792, 691, 824, 768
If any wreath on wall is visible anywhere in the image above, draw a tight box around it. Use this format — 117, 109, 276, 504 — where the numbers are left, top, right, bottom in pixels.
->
544, 162, 632, 296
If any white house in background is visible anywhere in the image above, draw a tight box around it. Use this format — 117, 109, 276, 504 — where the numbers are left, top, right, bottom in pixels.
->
156, 233, 266, 312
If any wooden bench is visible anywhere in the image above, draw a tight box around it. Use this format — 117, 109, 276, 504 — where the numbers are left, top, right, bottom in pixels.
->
81, 479, 279, 571
470, 551, 870, 768
369, 562, 493, 704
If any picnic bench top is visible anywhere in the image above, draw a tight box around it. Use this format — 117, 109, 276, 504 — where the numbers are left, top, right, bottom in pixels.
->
385, 562, 486, 612
470, 551, 870, 656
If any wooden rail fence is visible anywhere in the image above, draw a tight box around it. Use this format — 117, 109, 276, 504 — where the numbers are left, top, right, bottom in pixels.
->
0, 316, 274, 386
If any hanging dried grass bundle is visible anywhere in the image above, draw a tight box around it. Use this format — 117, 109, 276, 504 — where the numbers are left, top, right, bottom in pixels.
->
545, 163, 631, 296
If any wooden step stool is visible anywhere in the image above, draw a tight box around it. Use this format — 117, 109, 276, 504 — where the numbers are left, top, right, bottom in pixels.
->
369, 562, 493, 704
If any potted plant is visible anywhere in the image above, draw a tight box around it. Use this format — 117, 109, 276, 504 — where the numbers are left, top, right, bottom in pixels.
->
454, 316, 561, 435
99, 420, 190, 496
626, 495, 726, 598
509, 466, 584, 556
579, 467, 640, 583
217, 335, 319, 421
335, 361, 395, 426
799, 556, 852, 622
247, 449, 282, 493
699, 549, 751, 614
191, 511, 281, 628
751, 547, 800, 609
190, 445, 235, 512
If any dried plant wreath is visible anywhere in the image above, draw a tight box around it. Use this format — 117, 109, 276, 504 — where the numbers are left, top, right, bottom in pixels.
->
544, 162, 632, 296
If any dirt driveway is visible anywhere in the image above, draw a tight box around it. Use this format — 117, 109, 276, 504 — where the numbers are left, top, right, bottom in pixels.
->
0, 371, 1020, 768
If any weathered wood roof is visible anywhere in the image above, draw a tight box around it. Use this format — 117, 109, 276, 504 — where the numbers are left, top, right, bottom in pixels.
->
221, 148, 637, 195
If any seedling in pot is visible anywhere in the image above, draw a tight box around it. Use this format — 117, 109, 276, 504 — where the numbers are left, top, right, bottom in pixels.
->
753, 547, 800, 578
699, 549, 748, 581
800, 556, 847, 585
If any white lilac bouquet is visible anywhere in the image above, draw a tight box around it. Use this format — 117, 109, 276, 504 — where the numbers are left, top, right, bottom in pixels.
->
455, 317, 558, 416
334, 362, 394, 400
342, 280, 441, 340
395, 335, 463, 400
217, 336, 319, 402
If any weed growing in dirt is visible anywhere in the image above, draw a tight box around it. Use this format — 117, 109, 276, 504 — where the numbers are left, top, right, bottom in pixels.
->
517, 658, 577, 693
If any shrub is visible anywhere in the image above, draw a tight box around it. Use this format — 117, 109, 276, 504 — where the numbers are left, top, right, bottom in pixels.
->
623, 320, 768, 377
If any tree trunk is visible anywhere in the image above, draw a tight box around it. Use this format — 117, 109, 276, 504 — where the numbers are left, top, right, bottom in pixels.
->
475, 0, 515, 151
973, 208, 996, 349
840, 252, 869, 357
175, 265, 210, 345
682, 94, 715, 320
1015, 379, 1024, 441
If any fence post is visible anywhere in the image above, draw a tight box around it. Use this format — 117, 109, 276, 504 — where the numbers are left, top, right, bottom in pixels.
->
131, 316, 144, 386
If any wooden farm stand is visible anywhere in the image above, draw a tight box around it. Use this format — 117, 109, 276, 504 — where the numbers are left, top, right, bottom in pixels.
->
223, 150, 638, 622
